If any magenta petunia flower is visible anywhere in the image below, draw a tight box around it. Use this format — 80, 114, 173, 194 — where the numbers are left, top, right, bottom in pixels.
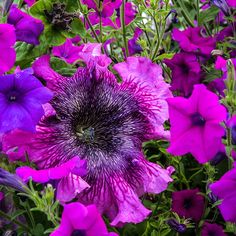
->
51, 202, 118, 236
52, 39, 83, 64
0, 23, 16, 75
7, 4, 44, 45
164, 52, 201, 97
17, 156, 89, 202
24, 0, 36, 6
88, 2, 136, 29
172, 27, 216, 56
167, 84, 227, 164
208, 56, 236, 96
128, 27, 143, 56
3, 55, 174, 226
82, 0, 121, 18
210, 167, 236, 222
201, 222, 226, 236
172, 189, 205, 221
0, 69, 53, 133
114, 56, 173, 140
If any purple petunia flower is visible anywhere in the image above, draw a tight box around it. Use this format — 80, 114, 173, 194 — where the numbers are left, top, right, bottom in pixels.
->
17, 156, 89, 202
52, 39, 83, 64
0, 23, 16, 75
167, 84, 227, 164
128, 28, 143, 56
172, 189, 205, 221
166, 219, 186, 233
210, 167, 236, 222
172, 27, 216, 56
3, 55, 174, 226
0, 168, 26, 192
0, 69, 53, 133
164, 52, 201, 97
201, 222, 226, 236
51, 202, 118, 236
228, 115, 236, 145
7, 4, 44, 45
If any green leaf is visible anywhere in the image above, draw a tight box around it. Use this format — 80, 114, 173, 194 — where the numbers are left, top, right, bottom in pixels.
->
30, 0, 55, 22
32, 223, 44, 236
15, 38, 49, 68
45, 25, 66, 46
71, 18, 86, 37
157, 53, 175, 61
199, 6, 219, 26
203, 68, 222, 83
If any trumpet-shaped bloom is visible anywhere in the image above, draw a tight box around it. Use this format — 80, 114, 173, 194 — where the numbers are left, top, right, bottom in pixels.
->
172, 189, 205, 221
7, 4, 44, 45
51, 202, 118, 236
172, 27, 216, 56
0, 69, 53, 133
3, 55, 174, 226
52, 39, 83, 64
167, 84, 227, 163
210, 167, 236, 222
164, 52, 201, 97
0, 23, 16, 75
128, 28, 143, 56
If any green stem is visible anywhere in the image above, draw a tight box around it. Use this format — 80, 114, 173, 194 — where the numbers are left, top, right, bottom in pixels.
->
196, 0, 200, 26
77, 0, 100, 43
174, 0, 194, 27
0, 209, 31, 232
121, 0, 129, 57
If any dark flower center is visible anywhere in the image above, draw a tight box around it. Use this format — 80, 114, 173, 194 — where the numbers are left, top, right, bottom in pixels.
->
37, 71, 149, 173
44, 3, 77, 31
183, 198, 192, 209
207, 230, 216, 236
191, 113, 206, 126
181, 66, 189, 75
71, 230, 86, 236
7, 91, 20, 102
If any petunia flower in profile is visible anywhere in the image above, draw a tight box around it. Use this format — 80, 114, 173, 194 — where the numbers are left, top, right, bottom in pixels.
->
228, 115, 236, 145
51, 202, 118, 236
172, 189, 205, 222
0, 68, 53, 133
166, 219, 186, 233
210, 167, 236, 222
128, 28, 143, 56
172, 27, 216, 56
52, 39, 83, 64
164, 52, 201, 97
7, 4, 44, 45
0, 168, 26, 192
3, 54, 174, 226
167, 84, 227, 164
208, 56, 236, 96
16, 156, 89, 202
201, 222, 226, 236
0, 23, 16, 75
